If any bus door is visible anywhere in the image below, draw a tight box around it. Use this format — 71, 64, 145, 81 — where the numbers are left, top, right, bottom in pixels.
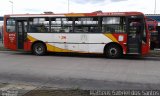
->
126, 16, 143, 54
16, 19, 28, 49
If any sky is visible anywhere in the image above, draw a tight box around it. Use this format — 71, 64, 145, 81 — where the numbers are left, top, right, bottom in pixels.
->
0, 0, 160, 16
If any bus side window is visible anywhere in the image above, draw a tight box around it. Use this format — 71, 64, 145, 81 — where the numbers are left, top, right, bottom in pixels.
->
6, 18, 15, 32
29, 25, 38, 33
29, 18, 49, 33
102, 17, 126, 33
89, 27, 99, 33
38, 24, 48, 33
51, 17, 73, 33
74, 17, 99, 33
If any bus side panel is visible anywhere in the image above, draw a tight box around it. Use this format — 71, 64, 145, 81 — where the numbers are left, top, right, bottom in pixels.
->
27, 33, 128, 54
24, 34, 38, 51
141, 31, 150, 55
112, 34, 127, 54
24, 40, 32, 51
8, 33, 17, 50
3, 16, 17, 50
141, 44, 149, 55
3, 17, 9, 49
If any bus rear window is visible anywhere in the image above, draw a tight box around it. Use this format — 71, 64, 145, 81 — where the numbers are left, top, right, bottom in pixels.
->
6, 18, 15, 32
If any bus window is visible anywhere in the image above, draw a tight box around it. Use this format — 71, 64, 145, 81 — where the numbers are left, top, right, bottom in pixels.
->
51, 18, 73, 33
29, 18, 49, 33
74, 17, 99, 33
6, 18, 15, 32
102, 17, 126, 33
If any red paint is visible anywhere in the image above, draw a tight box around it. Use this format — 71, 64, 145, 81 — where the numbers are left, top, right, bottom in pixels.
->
112, 34, 127, 54
112, 33, 150, 55
3, 16, 17, 50
8, 32, 17, 50
24, 39, 32, 51
141, 29, 150, 55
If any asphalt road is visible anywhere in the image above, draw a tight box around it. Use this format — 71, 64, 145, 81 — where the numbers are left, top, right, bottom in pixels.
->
0, 51, 160, 90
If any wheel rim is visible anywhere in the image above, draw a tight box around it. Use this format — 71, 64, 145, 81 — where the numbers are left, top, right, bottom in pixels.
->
35, 45, 44, 54
109, 48, 117, 57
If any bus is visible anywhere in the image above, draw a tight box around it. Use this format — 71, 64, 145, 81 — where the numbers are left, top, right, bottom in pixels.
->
146, 18, 158, 49
146, 18, 158, 32
3, 12, 150, 58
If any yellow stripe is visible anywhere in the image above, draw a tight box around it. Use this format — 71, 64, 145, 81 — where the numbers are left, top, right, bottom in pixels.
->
27, 35, 99, 53
104, 34, 118, 42
28, 35, 74, 52
27, 35, 37, 42
65, 13, 85, 17
28, 35, 73, 52
46, 43, 73, 52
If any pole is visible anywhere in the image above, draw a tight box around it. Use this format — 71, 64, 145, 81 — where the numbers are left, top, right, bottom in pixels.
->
9, 1, 13, 14
154, 0, 156, 14
68, 0, 69, 13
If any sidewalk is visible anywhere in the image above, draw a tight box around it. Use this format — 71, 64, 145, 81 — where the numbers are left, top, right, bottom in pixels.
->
149, 50, 160, 57
0, 83, 36, 96
0, 41, 9, 51
0, 83, 88, 96
0, 41, 4, 50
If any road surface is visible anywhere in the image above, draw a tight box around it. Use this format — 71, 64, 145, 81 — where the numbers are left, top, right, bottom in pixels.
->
0, 51, 160, 90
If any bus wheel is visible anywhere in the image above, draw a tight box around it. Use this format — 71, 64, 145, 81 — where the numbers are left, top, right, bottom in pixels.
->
32, 43, 46, 56
105, 44, 122, 59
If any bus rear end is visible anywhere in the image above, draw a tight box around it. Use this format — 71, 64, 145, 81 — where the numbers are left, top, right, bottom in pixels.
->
3, 15, 29, 51
3, 15, 17, 50
124, 14, 150, 56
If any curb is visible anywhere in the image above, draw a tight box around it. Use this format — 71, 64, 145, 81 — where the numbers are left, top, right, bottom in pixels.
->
0, 83, 85, 96
149, 50, 160, 57
0, 47, 10, 51
0, 83, 37, 96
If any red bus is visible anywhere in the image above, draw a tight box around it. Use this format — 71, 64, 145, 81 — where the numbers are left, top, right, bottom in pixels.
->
146, 18, 158, 32
146, 18, 159, 49
3, 12, 150, 58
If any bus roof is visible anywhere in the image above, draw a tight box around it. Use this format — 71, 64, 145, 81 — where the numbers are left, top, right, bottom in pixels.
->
4, 12, 144, 18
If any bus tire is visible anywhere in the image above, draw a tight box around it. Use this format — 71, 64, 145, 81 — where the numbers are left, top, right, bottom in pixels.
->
32, 42, 46, 56
105, 44, 122, 59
